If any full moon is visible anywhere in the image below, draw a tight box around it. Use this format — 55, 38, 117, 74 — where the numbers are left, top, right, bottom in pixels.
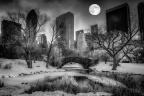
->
89, 4, 101, 15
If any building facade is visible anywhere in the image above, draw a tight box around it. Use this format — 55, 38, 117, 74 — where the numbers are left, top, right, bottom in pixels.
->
1, 20, 21, 58
106, 3, 130, 33
56, 12, 74, 49
1, 20, 21, 45
76, 30, 84, 42
77, 32, 87, 52
138, 2, 144, 40
91, 24, 98, 34
26, 9, 38, 42
38, 34, 47, 44
76, 30, 84, 48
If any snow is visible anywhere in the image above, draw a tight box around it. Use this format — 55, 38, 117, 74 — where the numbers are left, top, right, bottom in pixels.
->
16, 91, 113, 96
63, 63, 83, 69
91, 62, 144, 74
0, 58, 64, 78
2, 58, 144, 95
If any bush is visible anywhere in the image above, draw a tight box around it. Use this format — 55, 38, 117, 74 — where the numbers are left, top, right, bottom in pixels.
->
97, 72, 144, 95
100, 54, 110, 64
0, 45, 22, 59
3, 63, 12, 69
0, 80, 4, 88
31, 48, 44, 61
0, 63, 2, 69
23, 76, 143, 96
109, 63, 120, 66
122, 60, 130, 63
49, 57, 61, 67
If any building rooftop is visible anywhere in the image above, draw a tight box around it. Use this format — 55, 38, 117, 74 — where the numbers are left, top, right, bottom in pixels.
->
106, 3, 129, 13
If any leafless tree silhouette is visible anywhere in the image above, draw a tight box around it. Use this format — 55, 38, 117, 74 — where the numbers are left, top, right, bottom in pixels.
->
92, 16, 139, 70
2, 9, 50, 68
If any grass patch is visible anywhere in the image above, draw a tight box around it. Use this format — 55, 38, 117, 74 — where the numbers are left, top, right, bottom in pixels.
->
23, 75, 143, 96
94, 71, 144, 96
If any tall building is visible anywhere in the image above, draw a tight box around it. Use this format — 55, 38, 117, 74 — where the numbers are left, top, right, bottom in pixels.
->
106, 3, 130, 33
37, 34, 48, 54
38, 34, 47, 48
38, 34, 47, 44
26, 9, 38, 42
76, 30, 84, 49
1, 20, 21, 44
76, 30, 84, 42
1, 20, 21, 58
56, 12, 74, 49
85, 33, 93, 50
91, 24, 98, 33
77, 32, 87, 52
138, 2, 144, 40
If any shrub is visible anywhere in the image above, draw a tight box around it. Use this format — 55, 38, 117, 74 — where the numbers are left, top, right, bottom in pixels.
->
0, 63, 2, 69
0, 80, 4, 88
18, 61, 25, 65
100, 54, 110, 64
3, 63, 12, 69
109, 63, 120, 66
97, 72, 144, 95
0, 45, 22, 59
23, 76, 143, 96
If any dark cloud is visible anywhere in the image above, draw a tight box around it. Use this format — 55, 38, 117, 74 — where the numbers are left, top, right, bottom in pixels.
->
0, 0, 143, 32
0, 0, 15, 5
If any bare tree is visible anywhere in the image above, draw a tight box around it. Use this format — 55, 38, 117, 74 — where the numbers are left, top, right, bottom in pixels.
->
92, 16, 139, 70
46, 20, 65, 68
3, 9, 49, 68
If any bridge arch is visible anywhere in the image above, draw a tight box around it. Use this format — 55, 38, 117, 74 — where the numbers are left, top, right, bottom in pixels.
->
58, 57, 94, 69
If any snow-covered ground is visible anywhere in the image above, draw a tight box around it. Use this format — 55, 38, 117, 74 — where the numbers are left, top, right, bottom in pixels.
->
0, 58, 64, 78
0, 58, 144, 95
16, 91, 113, 96
0, 59, 125, 87
91, 62, 144, 74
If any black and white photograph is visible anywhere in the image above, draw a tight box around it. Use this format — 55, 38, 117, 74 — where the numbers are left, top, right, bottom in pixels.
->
0, 0, 144, 96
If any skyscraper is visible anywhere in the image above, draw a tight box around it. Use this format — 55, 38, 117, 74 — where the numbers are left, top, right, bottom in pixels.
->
76, 30, 84, 48
56, 12, 74, 49
1, 20, 21, 58
85, 32, 93, 50
106, 3, 130, 33
76, 30, 84, 42
91, 24, 98, 33
77, 32, 87, 52
38, 34, 47, 48
26, 9, 38, 42
1, 20, 21, 44
138, 2, 144, 40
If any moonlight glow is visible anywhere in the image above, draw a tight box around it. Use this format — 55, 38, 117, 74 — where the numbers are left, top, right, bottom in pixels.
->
89, 4, 101, 15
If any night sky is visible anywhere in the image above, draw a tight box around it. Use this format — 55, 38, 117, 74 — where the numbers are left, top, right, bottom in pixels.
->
0, 0, 143, 40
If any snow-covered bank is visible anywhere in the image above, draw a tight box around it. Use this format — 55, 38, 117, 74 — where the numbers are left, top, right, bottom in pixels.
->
16, 91, 113, 96
0, 58, 65, 78
91, 62, 144, 74
1, 71, 126, 87
0, 58, 126, 95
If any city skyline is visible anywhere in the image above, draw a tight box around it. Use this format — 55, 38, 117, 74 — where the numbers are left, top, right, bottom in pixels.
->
0, 0, 143, 41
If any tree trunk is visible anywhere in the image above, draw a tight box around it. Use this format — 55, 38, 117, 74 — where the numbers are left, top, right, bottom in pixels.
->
46, 43, 53, 68
112, 57, 117, 70
105, 60, 107, 64
27, 50, 32, 68
46, 51, 50, 68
